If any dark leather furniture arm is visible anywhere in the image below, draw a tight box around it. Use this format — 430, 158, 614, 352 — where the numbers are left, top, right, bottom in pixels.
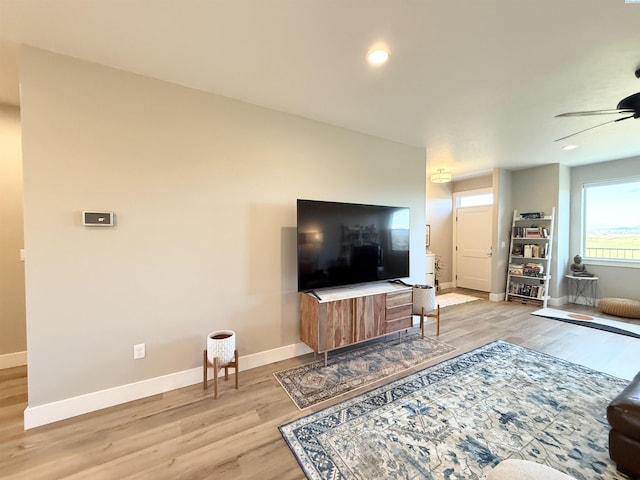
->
607, 371, 640, 478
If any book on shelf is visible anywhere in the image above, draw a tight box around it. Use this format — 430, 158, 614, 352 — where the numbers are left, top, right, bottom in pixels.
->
508, 282, 545, 299
531, 244, 540, 258
509, 264, 524, 275
523, 244, 533, 257
515, 243, 548, 258
512, 226, 548, 239
512, 226, 524, 238
519, 212, 544, 220
523, 262, 544, 277
525, 227, 542, 238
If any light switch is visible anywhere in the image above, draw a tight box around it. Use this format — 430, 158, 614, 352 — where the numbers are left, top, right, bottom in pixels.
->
133, 343, 146, 359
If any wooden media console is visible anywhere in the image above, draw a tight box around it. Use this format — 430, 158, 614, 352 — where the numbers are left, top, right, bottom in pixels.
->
300, 282, 413, 364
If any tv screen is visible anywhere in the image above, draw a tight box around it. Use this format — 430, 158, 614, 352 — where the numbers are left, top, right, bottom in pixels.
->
297, 199, 410, 291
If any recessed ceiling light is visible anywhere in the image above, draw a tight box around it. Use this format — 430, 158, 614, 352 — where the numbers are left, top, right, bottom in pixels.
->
562, 144, 578, 151
367, 49, 390, 65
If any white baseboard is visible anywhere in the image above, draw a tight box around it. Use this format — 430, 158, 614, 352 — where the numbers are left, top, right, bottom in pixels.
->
439, 281, 455, 291
239, 341, 313, 371
554, 296, 594, 307
0, 350, 27, 369
489, 292, 504, 302
24, 341, 313, 430
548, 296, 567, 307
495, 292, 568, 307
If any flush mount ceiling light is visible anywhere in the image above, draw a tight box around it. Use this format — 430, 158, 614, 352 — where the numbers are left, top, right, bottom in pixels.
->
367, 48, 390, 65
430, 169, 452, 184
562, 144, 578, 151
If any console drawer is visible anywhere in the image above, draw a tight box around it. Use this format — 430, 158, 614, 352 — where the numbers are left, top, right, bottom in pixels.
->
385, 304, 412, 321
385, 316, 412, 333
386, 290, 412, 308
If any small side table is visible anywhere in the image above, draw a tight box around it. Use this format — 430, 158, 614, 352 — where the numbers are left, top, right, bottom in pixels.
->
565, 275, 599, 306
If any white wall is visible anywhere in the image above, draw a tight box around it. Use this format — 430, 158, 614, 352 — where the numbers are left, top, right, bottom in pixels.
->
19, 47, 426, 414
511, 164, 563, 301
570, 157, 640, 300
556, 163, 571, 299
0, 104, 26, 366
453, 175, 492, 192
492, 168, 512, 301
425, 180, 453, 287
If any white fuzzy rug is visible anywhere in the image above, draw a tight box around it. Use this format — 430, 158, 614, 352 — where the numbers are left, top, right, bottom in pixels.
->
435, 292, 481, 308
533, 307, 640, 338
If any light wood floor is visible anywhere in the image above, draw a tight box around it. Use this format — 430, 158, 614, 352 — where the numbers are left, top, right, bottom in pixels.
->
2, 289, 640, 480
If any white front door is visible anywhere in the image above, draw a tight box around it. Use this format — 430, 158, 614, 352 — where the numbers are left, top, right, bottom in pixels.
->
456, 206, 492, 291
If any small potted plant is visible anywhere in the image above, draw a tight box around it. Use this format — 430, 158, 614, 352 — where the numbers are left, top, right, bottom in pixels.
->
434, 255, 443, 291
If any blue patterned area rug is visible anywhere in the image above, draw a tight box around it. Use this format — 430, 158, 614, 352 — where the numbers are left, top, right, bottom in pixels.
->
274, 334, 456, 409
279, 341, 630, 480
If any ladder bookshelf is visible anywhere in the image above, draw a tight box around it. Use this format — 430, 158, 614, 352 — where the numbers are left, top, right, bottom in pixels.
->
505, 208, 555, 308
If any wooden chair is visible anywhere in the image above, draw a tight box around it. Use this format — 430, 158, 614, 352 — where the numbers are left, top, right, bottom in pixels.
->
203, 349, 238, 399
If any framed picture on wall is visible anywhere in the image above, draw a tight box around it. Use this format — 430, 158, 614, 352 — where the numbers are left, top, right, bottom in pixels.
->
425, 224, 430, 248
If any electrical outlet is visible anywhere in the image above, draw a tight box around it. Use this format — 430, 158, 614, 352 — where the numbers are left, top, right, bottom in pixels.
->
133, 343, 146, 360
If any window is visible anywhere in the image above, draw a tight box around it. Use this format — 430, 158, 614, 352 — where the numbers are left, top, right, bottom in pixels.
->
583, 179, 640, 261
456, 192, 493, 208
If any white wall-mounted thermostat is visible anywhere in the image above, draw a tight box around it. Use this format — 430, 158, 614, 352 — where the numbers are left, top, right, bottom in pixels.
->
82, 211, 114, 227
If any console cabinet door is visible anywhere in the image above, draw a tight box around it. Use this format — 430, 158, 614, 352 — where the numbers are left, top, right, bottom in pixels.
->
300, 293, 320, 352
301, 295, 355, 353
325, 299, 354, 350
354, 294, 385, 342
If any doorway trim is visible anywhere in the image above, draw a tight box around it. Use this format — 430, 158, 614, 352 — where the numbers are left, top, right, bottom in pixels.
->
452, 188, 493, 290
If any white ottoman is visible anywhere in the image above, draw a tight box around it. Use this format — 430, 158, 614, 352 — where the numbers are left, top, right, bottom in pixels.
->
486, 459, 575, 480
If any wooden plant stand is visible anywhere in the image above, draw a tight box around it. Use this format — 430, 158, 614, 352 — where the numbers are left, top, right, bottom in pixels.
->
419, 305, 440, 338
203, 349, 239, 399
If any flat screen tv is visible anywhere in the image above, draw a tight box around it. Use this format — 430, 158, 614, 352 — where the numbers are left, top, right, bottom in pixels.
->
297, 199, 410, 292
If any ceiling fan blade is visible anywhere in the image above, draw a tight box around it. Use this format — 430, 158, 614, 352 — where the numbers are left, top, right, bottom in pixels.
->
555, 109, 634, 117
554, 114, 635, 142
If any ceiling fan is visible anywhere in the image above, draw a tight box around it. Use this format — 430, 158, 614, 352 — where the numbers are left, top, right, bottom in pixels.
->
555, 68, 640, 141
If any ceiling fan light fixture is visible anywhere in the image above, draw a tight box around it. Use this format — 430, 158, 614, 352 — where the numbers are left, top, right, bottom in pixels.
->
430, 168, 452, 183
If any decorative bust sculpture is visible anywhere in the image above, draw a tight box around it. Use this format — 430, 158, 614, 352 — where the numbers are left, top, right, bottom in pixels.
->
570, 254, 594, 277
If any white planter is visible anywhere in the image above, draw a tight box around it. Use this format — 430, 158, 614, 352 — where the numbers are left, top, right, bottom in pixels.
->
206, 330, 236, 367
413, 285, 436, 314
